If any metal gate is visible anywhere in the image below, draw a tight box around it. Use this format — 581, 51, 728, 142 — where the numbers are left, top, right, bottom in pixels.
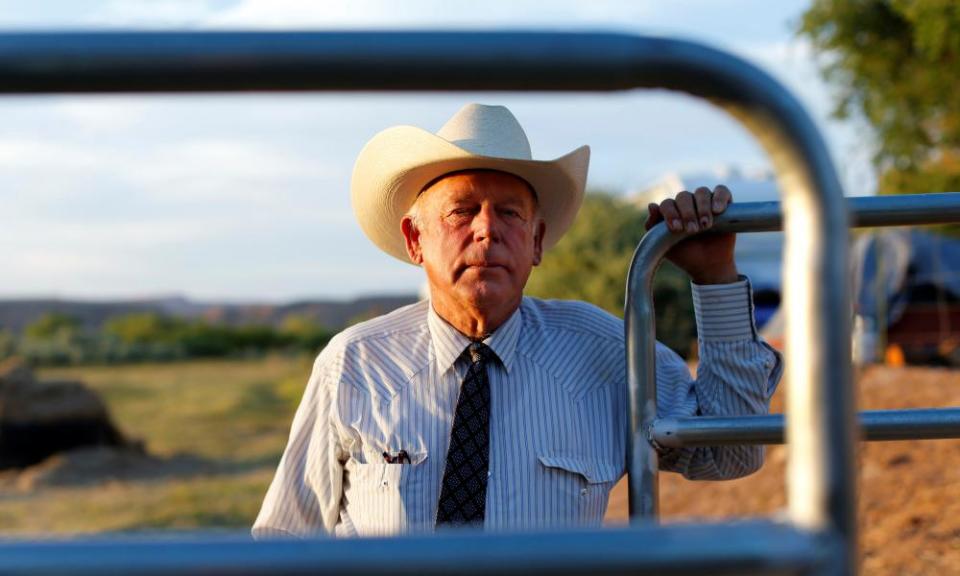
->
0, 29, 941, 575
627, 192, 960, 576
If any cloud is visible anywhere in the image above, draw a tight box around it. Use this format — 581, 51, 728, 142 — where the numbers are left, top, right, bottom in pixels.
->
118, 138, 332, 201
83, 0, 226, 28
0, 137, 100, 170
203, 0, 656, 29
52, 98, 151, 132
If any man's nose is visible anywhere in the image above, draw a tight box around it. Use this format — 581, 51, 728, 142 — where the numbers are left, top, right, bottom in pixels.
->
472, 205, 501, 242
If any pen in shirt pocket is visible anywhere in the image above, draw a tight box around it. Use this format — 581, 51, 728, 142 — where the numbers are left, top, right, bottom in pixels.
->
382, 449, 410, 464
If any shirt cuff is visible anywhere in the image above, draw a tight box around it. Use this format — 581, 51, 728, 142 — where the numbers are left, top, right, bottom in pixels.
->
691, 275, 758, 342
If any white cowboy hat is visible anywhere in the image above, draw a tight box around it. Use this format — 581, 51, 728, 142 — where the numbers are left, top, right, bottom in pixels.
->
350, 103, 590, 264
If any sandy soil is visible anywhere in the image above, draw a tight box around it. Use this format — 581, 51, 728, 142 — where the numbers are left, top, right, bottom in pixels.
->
604, 365, 960, 575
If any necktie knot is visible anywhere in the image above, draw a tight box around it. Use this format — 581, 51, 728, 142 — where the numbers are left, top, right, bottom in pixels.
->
466, 341, 493, 366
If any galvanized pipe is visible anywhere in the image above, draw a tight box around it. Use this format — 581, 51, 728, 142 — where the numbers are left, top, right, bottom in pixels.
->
700, 192, 960, 233
0, 521, 826, 576
602, 46, 858, 575
626, 99, 854, 569
630, 193, 960, 527
0, 30, 878, 101
3, 31, 649, 93
635, 193, 960, 454
0, 30, 855, 574
651, 408, 960, 447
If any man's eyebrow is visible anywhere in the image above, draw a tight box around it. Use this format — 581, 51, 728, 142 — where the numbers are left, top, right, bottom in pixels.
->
499, 198, 534, 210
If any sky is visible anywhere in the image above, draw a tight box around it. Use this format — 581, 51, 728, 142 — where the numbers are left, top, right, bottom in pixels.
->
0, 0, 876, 302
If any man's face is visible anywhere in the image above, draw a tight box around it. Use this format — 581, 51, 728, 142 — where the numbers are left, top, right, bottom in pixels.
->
401, 170, 545, 313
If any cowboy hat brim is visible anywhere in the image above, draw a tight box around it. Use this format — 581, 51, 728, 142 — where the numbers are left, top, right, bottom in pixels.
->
351, 124, 590, 264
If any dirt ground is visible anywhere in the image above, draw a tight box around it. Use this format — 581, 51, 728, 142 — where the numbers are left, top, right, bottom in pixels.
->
604, 365, 960, 575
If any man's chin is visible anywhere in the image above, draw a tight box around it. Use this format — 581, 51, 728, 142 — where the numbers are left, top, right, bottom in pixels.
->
459, 282, 518, 310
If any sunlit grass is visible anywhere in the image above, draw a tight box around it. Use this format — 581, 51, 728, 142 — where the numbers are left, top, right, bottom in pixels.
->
0, 469, 275, 536
41, 355, 312, 462
0, 355, 313, 535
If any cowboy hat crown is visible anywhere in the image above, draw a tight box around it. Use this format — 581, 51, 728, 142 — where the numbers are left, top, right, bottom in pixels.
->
435, 103, 531, 159
351, 103, 590, 263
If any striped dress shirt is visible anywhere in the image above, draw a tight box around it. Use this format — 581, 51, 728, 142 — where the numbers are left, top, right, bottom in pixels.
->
253, 279, 782, 538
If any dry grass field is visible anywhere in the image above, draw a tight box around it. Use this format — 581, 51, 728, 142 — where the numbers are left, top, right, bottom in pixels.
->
1, 356, 313, 534
1, 357, 957, 574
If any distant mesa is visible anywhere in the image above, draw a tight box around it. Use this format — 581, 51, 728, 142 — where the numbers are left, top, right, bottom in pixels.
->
0, 294, 419, 334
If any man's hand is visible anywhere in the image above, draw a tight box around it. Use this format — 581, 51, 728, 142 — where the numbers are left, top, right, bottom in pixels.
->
644, 185, 738, 285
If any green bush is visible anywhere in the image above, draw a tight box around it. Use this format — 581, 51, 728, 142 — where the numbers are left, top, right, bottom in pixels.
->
3, 311, 334, 366
526, 192, 696, 357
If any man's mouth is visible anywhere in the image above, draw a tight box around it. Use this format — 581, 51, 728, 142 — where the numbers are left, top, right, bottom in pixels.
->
458, 261, 508, 276
465, 261, 507, 269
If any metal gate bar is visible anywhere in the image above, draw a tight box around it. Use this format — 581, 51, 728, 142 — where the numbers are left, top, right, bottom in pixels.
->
0, 522, 827, 576
630, 192, 960, 453
629, 193, 960, 524
659, 192, 960, 233
653, 408, 960, 447
1, 31, 854, 574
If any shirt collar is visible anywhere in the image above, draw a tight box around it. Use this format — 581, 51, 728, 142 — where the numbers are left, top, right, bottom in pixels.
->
427, 302, 522, 376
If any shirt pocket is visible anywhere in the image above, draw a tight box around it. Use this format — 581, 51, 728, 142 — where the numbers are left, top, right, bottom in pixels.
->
343, 451, 430, 536
537, 454, 621, 526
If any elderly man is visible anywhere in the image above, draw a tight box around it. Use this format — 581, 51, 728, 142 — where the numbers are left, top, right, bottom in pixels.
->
253, 103, 782, 537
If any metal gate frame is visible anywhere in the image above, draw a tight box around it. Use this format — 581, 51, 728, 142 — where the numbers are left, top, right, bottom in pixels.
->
1, 30, 854, 575
634, 194, 960, 460
627, 193, 960, 531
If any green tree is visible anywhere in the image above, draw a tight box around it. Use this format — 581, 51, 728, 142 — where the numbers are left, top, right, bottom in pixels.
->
0, 329, 16, 360
525, 192, 696, 356
279, 314, 333, 353
100, 313, 188, 361
104, 313, 279, 359
799, 1, 960, 203
24, 313, 82, 340
21, 313, 88, 365
104, 313, 184, 345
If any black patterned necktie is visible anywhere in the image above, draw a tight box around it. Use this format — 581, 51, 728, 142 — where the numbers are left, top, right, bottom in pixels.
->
435, 341, 494, 527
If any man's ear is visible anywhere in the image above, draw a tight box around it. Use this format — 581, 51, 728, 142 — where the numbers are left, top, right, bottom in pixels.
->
401, 216, 424, 265
532, 219, 546, 266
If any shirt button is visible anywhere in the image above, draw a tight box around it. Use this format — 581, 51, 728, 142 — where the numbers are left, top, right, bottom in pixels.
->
487, 470, 492, 478
580, 488, 588, 496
